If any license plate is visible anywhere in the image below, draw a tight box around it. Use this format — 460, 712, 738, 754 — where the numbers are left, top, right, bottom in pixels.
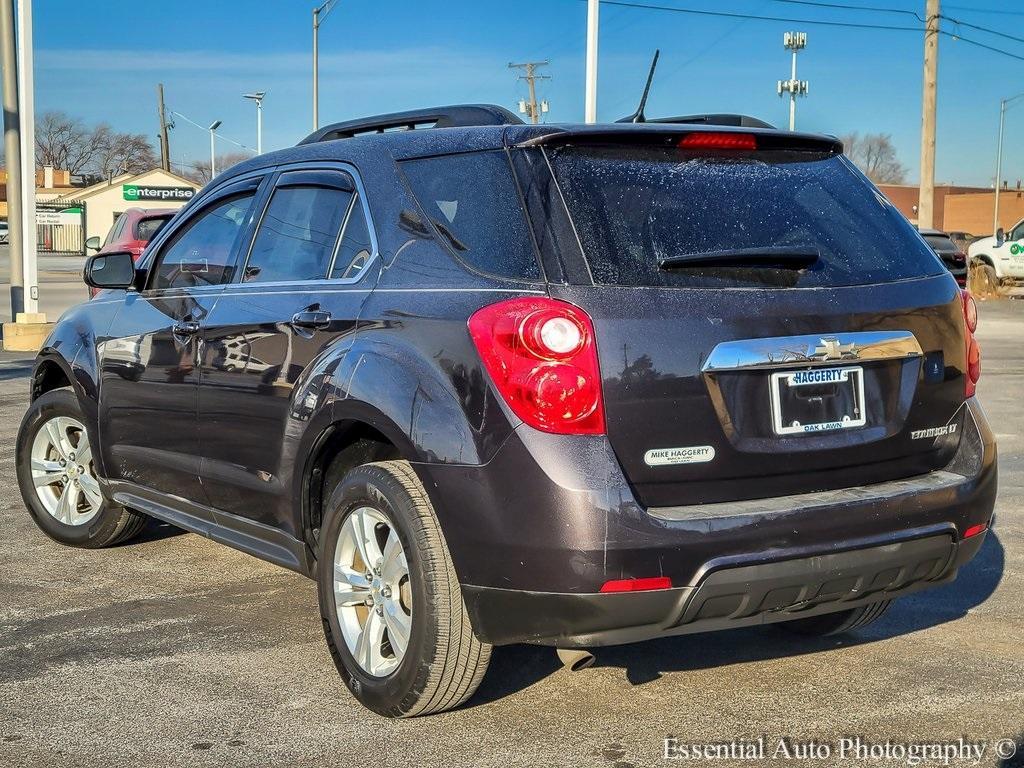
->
769, 366, 866, 436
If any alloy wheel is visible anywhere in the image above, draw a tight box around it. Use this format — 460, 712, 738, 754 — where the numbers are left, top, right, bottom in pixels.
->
30, 415, 102, 526
333, 506, 412, 677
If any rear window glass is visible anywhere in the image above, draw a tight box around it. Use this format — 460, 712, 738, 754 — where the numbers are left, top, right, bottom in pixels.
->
136, 216, 171, 242
401, 150, 542, 281
922, 234, 956, 253
549, 146, 944, 288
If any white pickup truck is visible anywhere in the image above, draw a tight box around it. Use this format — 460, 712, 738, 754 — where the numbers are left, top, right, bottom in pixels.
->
968, 219, 1024, 287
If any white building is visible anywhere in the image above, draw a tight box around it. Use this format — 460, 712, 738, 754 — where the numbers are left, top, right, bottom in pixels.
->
56, 168, 199, 245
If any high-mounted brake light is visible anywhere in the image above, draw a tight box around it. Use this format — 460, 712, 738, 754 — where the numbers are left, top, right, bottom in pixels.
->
678, 132, 758, 151
468, 297, 605, 435
961, 290, 981, 398
600, 576, 672, 593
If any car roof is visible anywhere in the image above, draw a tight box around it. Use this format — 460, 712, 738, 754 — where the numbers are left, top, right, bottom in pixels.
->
917, 228, 950, 238
213, 105, 841, 187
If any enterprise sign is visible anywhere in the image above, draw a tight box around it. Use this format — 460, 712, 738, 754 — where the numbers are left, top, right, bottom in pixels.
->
123, 184, 195, 202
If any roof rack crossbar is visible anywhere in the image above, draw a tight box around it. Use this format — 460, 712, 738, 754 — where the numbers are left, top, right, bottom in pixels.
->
299, 104, 523, 145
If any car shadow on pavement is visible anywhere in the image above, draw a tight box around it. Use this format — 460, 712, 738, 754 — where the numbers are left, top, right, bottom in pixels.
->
113, 517, 189, 547
471, 532, 1005, 705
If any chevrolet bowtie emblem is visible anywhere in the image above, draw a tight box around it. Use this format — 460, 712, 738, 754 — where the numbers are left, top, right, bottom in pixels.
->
812, 337, 859, 361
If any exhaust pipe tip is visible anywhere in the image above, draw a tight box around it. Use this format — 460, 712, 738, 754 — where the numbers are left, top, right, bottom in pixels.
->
556, 647, 595, 671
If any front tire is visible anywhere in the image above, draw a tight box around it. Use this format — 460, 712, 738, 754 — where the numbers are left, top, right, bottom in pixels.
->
16, 388, 148, 548
317, 460, 491, 717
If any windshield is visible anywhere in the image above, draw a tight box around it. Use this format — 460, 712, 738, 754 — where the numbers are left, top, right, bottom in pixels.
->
548, 146, 945, 288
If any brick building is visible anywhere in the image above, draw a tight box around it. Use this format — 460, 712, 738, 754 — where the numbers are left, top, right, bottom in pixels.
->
876, 183, 1024, 237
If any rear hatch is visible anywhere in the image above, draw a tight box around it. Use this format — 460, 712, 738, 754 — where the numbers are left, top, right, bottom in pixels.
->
527, 130, 967, 508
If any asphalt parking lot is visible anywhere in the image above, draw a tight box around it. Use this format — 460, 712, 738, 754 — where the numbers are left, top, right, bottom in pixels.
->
0, 299, 1021, 768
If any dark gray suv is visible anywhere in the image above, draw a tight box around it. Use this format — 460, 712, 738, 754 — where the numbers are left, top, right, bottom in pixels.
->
16, 105, 996, 717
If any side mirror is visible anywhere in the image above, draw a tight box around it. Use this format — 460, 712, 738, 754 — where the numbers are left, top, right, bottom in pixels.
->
84, 251, 136, 290
996, 228, 1005, 245
85, 235, 101, 252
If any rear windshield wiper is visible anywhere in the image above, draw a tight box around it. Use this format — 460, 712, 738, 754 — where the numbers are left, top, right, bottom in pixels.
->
659, 246, 819, 270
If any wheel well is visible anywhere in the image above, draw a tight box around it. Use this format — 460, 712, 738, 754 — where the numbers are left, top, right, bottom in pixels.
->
304, 421, 401, 550
973, 254, 994, 268
32, 359, 73, 400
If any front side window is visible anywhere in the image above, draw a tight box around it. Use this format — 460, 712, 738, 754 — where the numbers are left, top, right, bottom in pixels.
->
150, 194, 255, 290
401, 150, 542, 280
244, 185, 353, 283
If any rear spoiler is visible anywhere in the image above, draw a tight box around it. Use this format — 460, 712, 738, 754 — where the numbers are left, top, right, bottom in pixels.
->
517, 127, 842, 155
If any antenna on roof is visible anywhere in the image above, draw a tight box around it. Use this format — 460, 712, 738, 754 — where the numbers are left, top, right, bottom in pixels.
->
618, 49, 660, 124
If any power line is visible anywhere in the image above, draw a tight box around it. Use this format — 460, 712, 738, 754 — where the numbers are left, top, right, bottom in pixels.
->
169, 110, 256, 153
766, 0, 1024, 47
588, 0, 922, 32
766, 0, 923, 22
582, 1, 1024, 64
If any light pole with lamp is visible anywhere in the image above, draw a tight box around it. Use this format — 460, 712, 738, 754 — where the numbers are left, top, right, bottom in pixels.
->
209, 120, 222, 180
993, 92, 1024, 237
312, 0, 340, 131
243, 91, 265, 155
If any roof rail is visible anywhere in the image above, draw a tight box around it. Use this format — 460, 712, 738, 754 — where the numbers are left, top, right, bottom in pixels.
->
646, 113, 776, 129
298, 104, 524, 145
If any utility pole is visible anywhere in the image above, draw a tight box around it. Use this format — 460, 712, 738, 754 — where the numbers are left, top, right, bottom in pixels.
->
209, 120, 221, 180
1, 0, 25, 319
157, 83, 170, 171
777, 32, 808, 131
312, 0, 340, 131
918, 0, 940, 229
509, 61, 550, 124
585, 0, 599, 123
993, 92, 1024, 235
243, 91, 265, 154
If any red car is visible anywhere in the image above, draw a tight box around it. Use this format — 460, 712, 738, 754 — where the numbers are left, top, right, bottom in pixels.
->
86, 208, 176, 296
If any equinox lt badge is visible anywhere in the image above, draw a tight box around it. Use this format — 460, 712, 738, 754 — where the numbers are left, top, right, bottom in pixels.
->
644, 445, 716, 466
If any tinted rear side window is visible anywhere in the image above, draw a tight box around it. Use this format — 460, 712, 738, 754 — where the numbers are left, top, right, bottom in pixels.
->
401, 150, 541, 281
244, 185, 352, 283
549, 146, 944, 288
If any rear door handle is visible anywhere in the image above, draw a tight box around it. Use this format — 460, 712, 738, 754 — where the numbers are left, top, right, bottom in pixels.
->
172, 320, 200, 337
290, 310, 332, 330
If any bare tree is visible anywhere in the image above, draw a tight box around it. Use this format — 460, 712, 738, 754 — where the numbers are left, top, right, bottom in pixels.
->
841, 132, 908, 184
184, 152, 252, 185
35, 111, 157, 178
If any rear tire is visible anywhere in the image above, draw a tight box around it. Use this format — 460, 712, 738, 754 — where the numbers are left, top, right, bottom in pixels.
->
317, 459, 491, 717
779, 600, 892, 637
16, 388, 148, 548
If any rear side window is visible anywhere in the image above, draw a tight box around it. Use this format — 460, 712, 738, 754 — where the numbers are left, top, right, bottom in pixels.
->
150, 194, 255, 290
401, 150, 541, 280
549, 146, 944, 288
244, 185, 353, 283
331, 196, 373, 280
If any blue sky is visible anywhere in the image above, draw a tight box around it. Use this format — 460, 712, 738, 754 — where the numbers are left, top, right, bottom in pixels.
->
34, 0, 1024, 186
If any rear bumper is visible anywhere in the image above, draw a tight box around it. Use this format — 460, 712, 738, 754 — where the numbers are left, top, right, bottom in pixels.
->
463, 529, 985, 647
417, 398, 996, 646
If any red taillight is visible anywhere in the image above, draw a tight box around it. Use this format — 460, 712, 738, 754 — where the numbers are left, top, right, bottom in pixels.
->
600, 576, 672, 593
678, 132, 757, 151
961, 290, 981, 397
468, 297, 605, 435
962, 522, 988, 539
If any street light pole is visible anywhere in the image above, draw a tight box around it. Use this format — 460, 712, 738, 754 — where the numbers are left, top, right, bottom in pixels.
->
243, 91, 265, 154
585, 0, 599, 123
312, 0, 339, 131
993, 92, 1024, 236
209, 120, 221, 180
